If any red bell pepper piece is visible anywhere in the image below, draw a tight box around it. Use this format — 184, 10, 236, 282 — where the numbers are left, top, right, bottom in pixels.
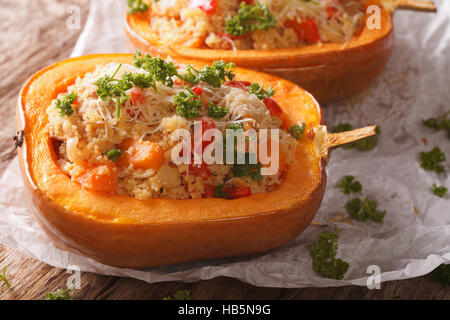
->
284, 18, 320, 43
192, 0, 217, 14
192, 86, 203, 96
225, 81, 252, 90
222, 186, 252, 199
263, 98, 283, 118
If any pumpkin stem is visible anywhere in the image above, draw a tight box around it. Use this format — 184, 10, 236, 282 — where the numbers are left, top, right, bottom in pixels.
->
326, 125, 377, 149
396, 0, 436, 12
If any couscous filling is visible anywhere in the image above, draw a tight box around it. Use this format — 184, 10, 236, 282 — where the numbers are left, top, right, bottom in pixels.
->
47, 54, 302, 200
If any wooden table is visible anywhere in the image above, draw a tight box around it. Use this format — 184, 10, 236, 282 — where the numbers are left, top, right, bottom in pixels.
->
0, 0, 448, 300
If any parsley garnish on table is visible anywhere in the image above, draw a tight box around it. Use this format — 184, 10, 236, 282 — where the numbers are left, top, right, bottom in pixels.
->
310, 226, 349, 280
55, 92, 77, 117
174, 86, 202, 119
332, 123, 381, 151
0, 267, 10, 288
163, 290, 192, 300
338, 175, 362, 195
248, 83, 274, 100
345, 197, 386, 223
419, 147, 446, 173
225, 2, 277, 37
43, 288, 71, 300
431, 184, 448, 197
422, 111, 450, 139
127, 0, 148, 14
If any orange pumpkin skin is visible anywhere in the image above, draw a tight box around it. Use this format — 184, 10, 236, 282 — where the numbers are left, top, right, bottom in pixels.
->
124, 2, 394, 103
17, 54, 326, 268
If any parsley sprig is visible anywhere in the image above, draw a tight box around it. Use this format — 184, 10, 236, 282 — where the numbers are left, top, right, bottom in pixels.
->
225, 2, 277, 37
338, 175, 362, 195
419, 147, 446, 173
248, 83, 274, 100
127, 0, 148, 14
214, 184, 231, 199
431, 184, 448, 197
163, 290, 192, 300
55, 92, 77, 117
232, 153, 262, 182
422, 111, 450, 139
0, 267, 10, 288
93, 53, 236, 119
345, 197, 386, 223
95, 64, 132, 119
134, 52, 235, 89
174, 86, 202, 119
104, 148, 123, 162
181, 61, 235, 88
208, 102, 229, 119
44, 288, 71, 300
133, 53, 179, 89
310, 226, 349, 280
289, 122, 306, 139
227, 123, 243, 130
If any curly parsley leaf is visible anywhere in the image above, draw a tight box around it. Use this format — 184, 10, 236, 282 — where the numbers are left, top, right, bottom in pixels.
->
104, 148, 123, 162
225, 2, 277, 37
338, 175, 362, 195
248, 83, 275, 100
55, 92, 77, 117
181, 61, 235, 88
227, 123, 243, 130
431, 184, 448, 197
94, 64, 132, 118
332, 123, 380, 151
419, 147, 446, 173
174, 86, 202, 119
422, 111, 450, 139
310, 226, 349, 280
430, 264, 450, 285
127, 0, 148, 14
123, 71, 154, 90
289, 122, 306, 139
44, 288, 71, 300
345, 197, 386, 223
133, 52, 236, 89
163, 290, 192, 300
133, 52, 179, 89
231, 153, 262, 182
0, 267, 10, 288
208, 102, 229, 119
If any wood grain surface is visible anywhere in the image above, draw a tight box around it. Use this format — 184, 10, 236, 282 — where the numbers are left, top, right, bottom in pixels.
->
0, 0, 448, 300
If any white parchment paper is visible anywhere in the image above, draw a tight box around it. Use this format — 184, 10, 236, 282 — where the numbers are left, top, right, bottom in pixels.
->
1, 0, 449, 288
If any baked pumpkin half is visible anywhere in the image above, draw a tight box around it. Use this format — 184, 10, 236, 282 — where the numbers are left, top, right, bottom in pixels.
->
17, 53, 374, 268
125, 0, 397, 103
